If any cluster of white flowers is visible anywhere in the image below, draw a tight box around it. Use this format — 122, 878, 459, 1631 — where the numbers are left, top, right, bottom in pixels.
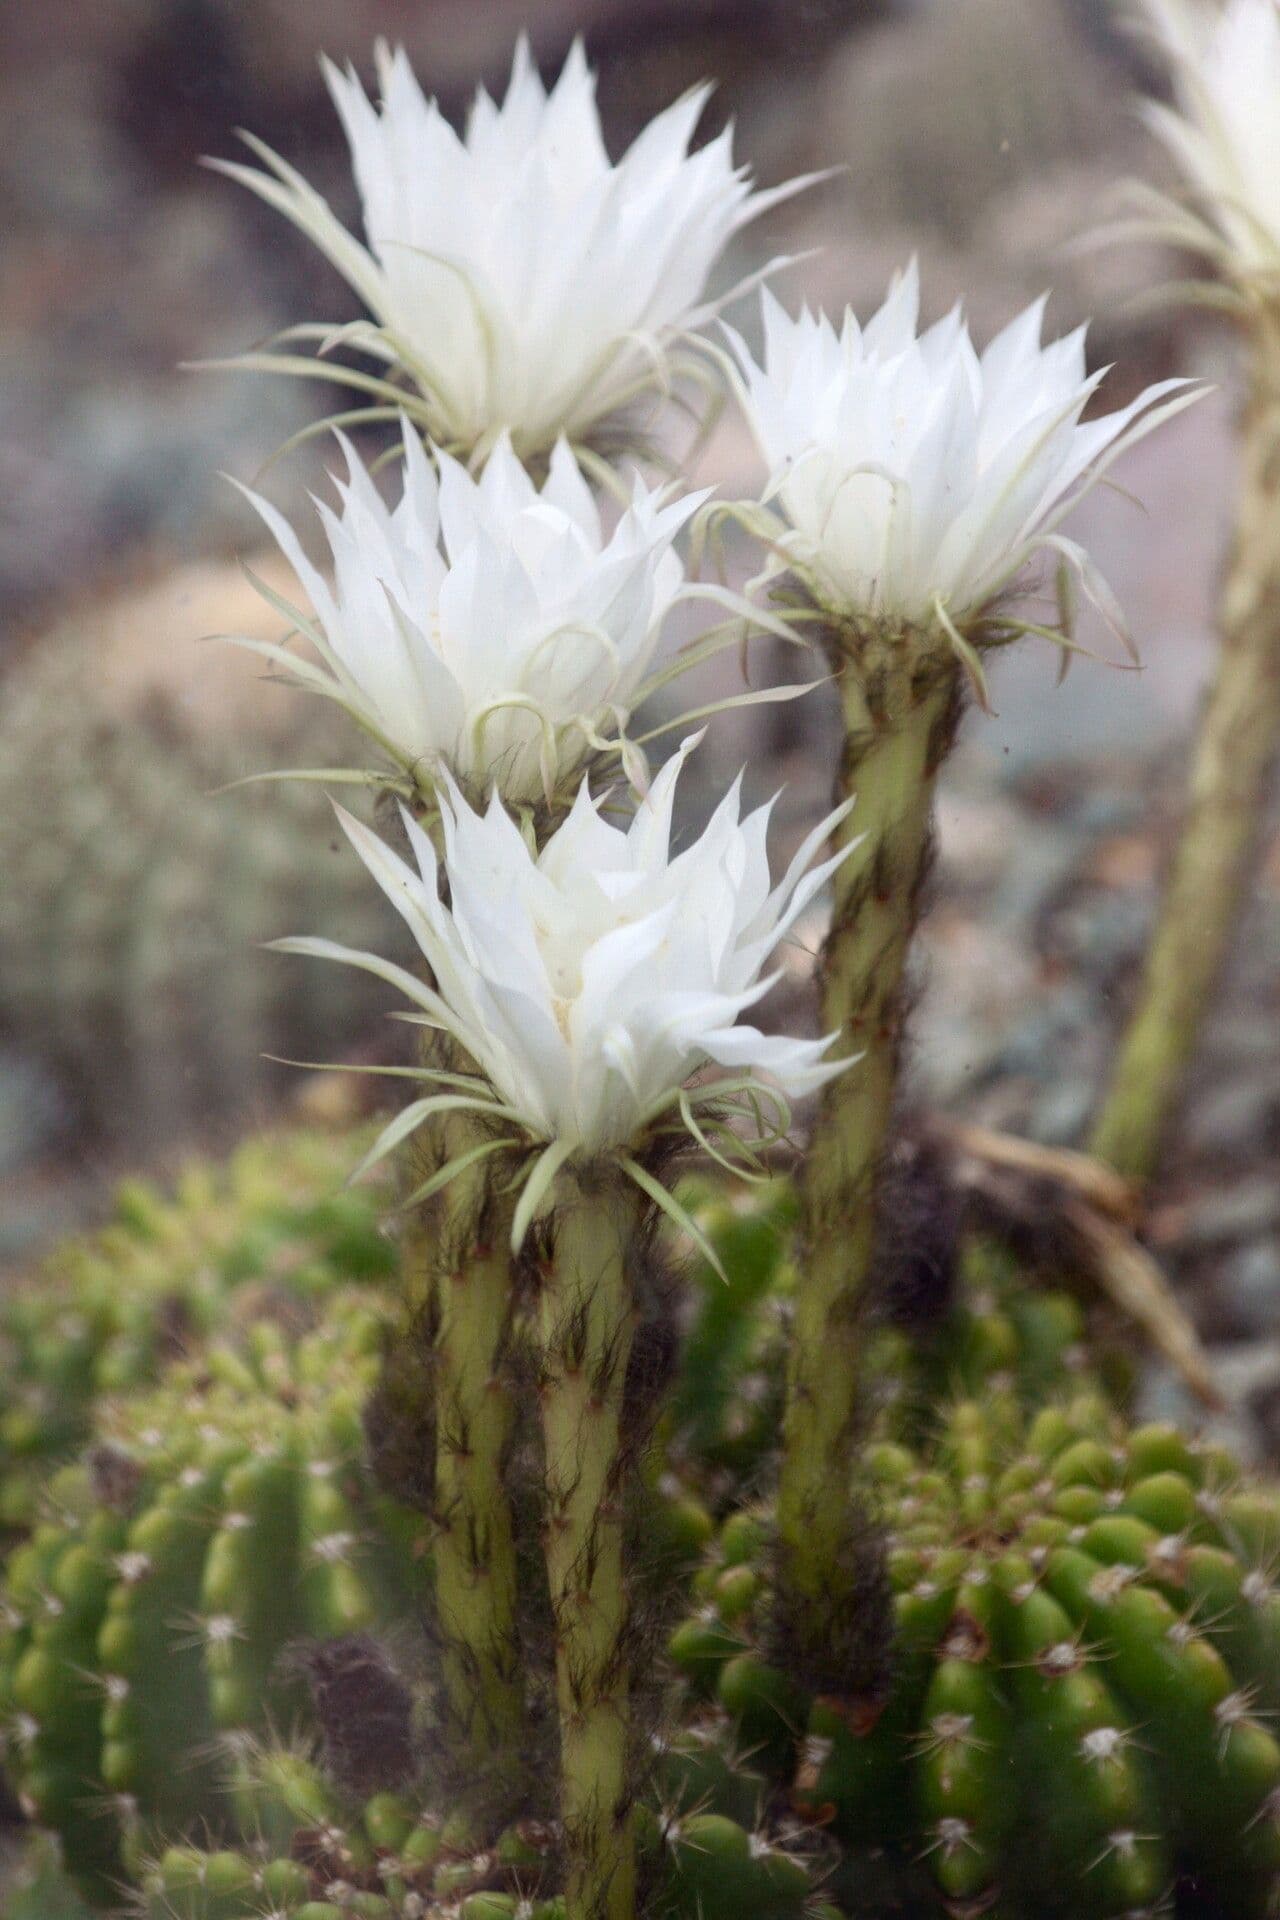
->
1140, 0, 1280, 283
224, 33, 1193, 1181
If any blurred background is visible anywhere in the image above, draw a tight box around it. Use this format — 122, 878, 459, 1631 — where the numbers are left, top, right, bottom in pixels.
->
1, 0, 1277, 1442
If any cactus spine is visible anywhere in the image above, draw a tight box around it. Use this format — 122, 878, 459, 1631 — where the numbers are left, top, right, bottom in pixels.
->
1091, 314, 1280, 1181
782, 631, 961, 1678
537, 1168, 645, 1920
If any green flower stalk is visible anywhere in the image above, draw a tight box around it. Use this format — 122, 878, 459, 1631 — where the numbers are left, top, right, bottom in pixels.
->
1092, 323, 1280, 1180
1090, 0, 1280, 1181
725, 263, 1196, 1683
536, 1168, 644, 1920
282, 744, 853, 1920
236, 399, 799, 1779
778, 632, 961, 1650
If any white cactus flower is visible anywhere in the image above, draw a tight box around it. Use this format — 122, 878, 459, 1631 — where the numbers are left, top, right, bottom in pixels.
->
1140, 0, 1280, 282
277, 738, 855, 1166
212, 36, 813, 458
235, 423, 700, 805
726, 264, 1194, 637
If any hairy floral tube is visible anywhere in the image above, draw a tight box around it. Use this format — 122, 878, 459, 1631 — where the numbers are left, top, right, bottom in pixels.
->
726, 268, 1190, 1676
535, 1168, 644, 1920
1091, 321, 1280, 1181
281, 747, 854, 1918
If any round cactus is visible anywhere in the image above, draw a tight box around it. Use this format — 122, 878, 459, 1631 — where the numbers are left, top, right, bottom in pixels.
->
0, 1300, 428, 1903
668, 1171, 1093, 1494
124, 1734, 825, 1920
0, 630, 405, 1152
0, 1128, 395, 1532
137, 1739, 563, 1920
670, 1391, 1280, 1917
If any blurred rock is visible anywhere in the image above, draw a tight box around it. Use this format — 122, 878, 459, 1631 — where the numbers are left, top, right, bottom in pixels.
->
0, 1053, 68, 1179
1182, 1067, 1280, 1161
791, 0, 1184, 362
16, 547, 324, 741
1221, 1241, 1280, 1342
1176, 1180, 1280, 1251
813, 0, 1133, 237
1136, 1345, 1280, 1466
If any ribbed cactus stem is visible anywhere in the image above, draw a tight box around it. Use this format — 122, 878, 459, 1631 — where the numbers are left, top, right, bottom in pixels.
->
1090, 320, 1280, 1183
780, 632, 961, 1673
537, 1167, 643, 1920
432, 1130, 523, 1754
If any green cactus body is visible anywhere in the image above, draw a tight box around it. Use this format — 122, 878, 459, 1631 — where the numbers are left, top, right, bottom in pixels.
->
2, 1834, 98, 1920
668, 1177, 800, 1484
0, 1302, 428, 1901
2, 1508, 132, 1895
0, 1129, 395, 1531
669, 1176, 1090, 1494
670, 1396, 1280, 1917
643, 1808, 814, 1920
124, 1738, 820, 1920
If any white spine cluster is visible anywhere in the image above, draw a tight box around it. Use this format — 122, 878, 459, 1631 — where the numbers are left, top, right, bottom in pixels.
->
216, 34, 1195, 1214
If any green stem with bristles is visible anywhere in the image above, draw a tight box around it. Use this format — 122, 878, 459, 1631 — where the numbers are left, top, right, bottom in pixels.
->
537, 1166, 643, 1920
431, 1118, 523, 1755
1090, 322, 1280, 1183
404, 1024, 524, 1760
780, 631, 961, 1683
